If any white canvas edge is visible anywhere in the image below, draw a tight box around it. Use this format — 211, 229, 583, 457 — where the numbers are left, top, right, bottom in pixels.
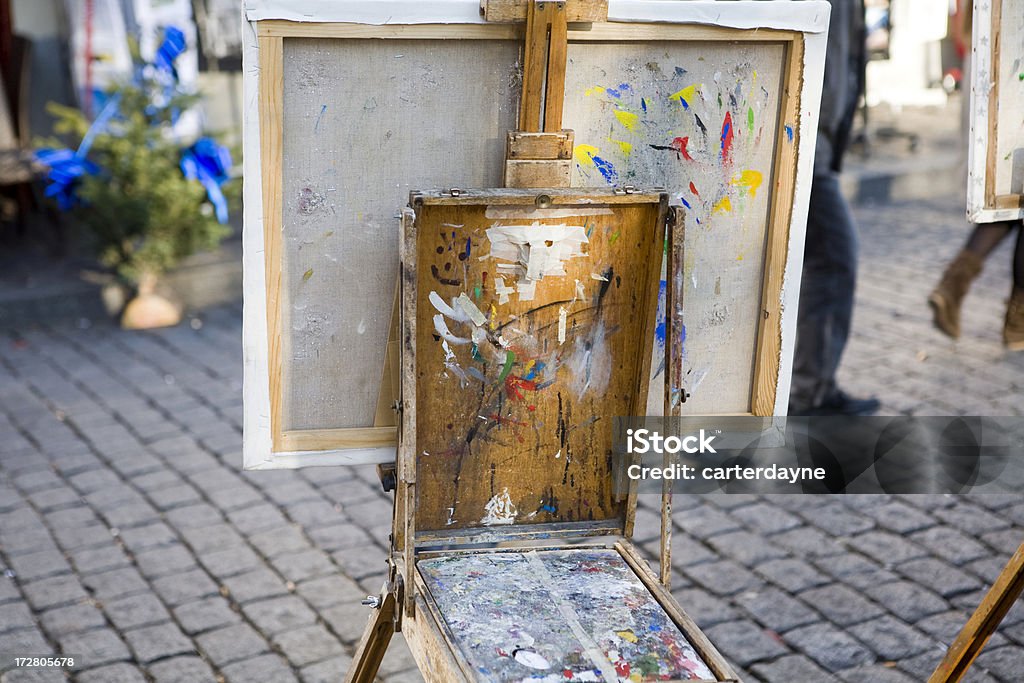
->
966, 0, 1024, 224
243, 0, 830, 34
773, 29, 827, 416
241, 3, 829, 468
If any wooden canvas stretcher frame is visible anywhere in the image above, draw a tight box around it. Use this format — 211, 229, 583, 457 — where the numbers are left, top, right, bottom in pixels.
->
241, 0, 829, 470
967, 0, 1024, 223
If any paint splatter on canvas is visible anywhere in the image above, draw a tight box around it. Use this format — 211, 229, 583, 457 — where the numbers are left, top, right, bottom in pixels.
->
419, 548, 715, 681
563, 43, 787, 415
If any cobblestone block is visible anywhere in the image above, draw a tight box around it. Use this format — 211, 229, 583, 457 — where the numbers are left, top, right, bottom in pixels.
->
272, 624, 346, 668
179, 523, 245, 555
195, 623, 269, 667
296, 575, 372, 612
116, 522, 177, 553
815, 553, 898, 590
76, 662, 147, 683
784, 622, 875, 671
103, 593, 172, 631
198, 545, 263, 578
147, 655, 218, 683
730, 502, 803, 534
224, 503, 289, 535
702, 620, 790, 667
844, 531, 928, 567
58, 628, 130, 668
241, 595, 317, 636
848, 615, 935, 661
162, 503, 223, 531
38, 603, 106, 637
894, 557, 983, 598
300, 655, 354, 683
269, 549, 336, 583
860, 500, 937, 534
321, 600, 377, 645
67, 545, 131, 575
735, 587, 819, 633
123, 622, 195, 663
933, 503, 1012, 536
683, 560, 762, 597
706, 530, 787, 566
249, 526, 311, 559
150, 569, 219, 607
133, 544, 196, 580
221, 654, 298, 683
750, 654, 839, 682
0, 602, 37, 634
220, 567, 289, 605
909, 527, 990, 566
754, 558, 831, 593
21, 575, 88, 610
80, 567, 149, 601
172, 597, 240, 635
802, 503, 876, 536
799, 584, 886, 626
7, 549, 71, 582
836, 664, 918, 682
864, 580, 950, 623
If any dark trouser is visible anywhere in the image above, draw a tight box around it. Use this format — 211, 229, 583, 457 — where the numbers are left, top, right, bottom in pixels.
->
789, 172, 858, 412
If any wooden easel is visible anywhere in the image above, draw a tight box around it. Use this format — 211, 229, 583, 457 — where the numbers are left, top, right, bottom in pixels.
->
343, 4, 738, 681
929, 542, 1024, 683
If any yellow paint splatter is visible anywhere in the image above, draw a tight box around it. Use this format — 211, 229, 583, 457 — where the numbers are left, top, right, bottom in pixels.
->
489, 303, 498, 330
669, 84, 698, 107
574, 144, 600, 166
737, 254, 744, 261
616, 629, 639, 643
612, 139, 633, 156
585, 85, 606, 96
712, 196, 733, 214
730, 169, 764, 198
613, 110, 639, 131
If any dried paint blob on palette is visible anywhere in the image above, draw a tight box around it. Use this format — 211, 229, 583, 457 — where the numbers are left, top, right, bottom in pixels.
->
418, 549, 715, 682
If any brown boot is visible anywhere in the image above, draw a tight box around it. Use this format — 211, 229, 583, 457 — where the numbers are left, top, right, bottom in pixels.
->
929, 250, 984, 338
1005, 287, 1024, 351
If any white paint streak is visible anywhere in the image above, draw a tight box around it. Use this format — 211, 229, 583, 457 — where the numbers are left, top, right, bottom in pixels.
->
433, 314, 470, 345
486, 223, 588, 302
480, 488, 517, 526
558, 307, 568, 344
456, 293, 488, 326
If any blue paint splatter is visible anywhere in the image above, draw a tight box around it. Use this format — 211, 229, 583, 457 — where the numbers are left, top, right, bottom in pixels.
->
464, 237, 471, 260
674, 66, 687, 77
314, 104, 327, 131
524, 362, 544, 381
591, 155, 618, 183
720, 118, 732, 154
539, 504, 557, 513
785, 125, 794, 142
679, 98, 689, 111
679, 197, 692, 209
641, 97, 648, 113
605, 83, 633, 98
655, 280, 667, 345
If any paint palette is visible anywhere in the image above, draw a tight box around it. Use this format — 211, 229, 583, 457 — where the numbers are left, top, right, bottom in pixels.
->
406, 189, 666, 536
418, 548, 716, 682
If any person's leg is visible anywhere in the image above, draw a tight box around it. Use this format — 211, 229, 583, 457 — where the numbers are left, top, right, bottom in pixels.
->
790, 173, 873, 414
1005, 222, 1024, 350
930, 222, 1014, 338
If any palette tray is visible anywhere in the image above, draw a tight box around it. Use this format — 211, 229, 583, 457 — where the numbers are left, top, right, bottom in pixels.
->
418, 548, 716, 682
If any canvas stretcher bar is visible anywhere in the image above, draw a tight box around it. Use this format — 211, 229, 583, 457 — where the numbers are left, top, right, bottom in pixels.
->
242, 0, 829, 469
967, 0, 1024, 223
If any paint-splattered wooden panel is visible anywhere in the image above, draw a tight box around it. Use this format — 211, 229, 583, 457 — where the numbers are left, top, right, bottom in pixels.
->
563, 42, 787, 415
412, 192, 664, 533
419, 548, 715, 681
279, 38, 521, 432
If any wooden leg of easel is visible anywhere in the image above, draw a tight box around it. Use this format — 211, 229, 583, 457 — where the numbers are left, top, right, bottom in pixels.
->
344, 592, 397, 683
928, 542, 1024, 683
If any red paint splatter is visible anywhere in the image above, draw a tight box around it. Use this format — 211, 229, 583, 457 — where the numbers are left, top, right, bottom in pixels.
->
670, 136, 693, 161
488, 414, 528, 427
614, 660, 631, 677
689, 181, 700, 196
563, 670, 573, 679
721, 111, 734, 164
504, 375, 537, 401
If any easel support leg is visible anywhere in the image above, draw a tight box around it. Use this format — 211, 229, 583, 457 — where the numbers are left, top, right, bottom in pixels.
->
929, 542, 1024, 683
345, 592, 397, 683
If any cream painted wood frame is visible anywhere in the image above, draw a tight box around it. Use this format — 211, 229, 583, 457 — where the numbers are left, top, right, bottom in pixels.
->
242, 0, 830, 470
967, 0, 1024, 224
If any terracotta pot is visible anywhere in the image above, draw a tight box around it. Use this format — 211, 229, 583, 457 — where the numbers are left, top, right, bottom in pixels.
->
121, 272, 182, 329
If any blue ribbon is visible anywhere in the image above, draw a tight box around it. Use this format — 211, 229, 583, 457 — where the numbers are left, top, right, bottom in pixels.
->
154, 26, 187, 78
34, 94, 121, 210
180, 137, 233, 224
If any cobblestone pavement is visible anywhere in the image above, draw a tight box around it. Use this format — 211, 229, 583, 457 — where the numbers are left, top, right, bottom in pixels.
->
2, 191, 1024, 683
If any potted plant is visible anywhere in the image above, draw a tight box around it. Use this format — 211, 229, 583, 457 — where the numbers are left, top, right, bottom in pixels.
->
36, 27, 238, 329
